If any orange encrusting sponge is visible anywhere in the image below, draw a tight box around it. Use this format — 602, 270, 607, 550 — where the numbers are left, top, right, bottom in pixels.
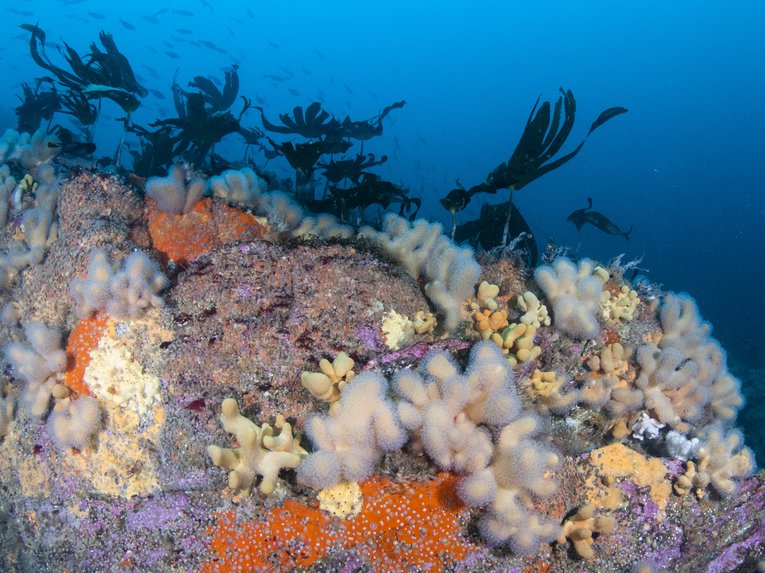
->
63, 312, 111, 396
202, 473, 475, 573
146, 197, 268, 264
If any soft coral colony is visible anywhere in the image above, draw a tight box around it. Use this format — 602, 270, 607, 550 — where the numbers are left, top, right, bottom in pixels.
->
0, 30, 762, 573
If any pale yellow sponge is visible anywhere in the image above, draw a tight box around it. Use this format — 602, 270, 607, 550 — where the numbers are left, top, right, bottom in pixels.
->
489, 323, 541, 368
601, 285, 639, 322
301, 352, 356, 414
475, 280, 500, 311
527, 369, 577, 413
412, 310, 437, 334
380, 310, 414, 350
557, 503, 616, 560
472, 308, 509, 338
208, 398, 308, 495
517, 291, 551, 328
84, 333, 161, 417
317, 480, 363, 519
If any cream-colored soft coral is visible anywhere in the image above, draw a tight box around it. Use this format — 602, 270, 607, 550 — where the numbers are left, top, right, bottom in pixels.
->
208, 398, 308, 495
301, 352, 356, 414
489, 323, 541, 368
580, 343, 642, 421
557, 503, 616, 560
526, 369, 577, 414
674, 425, 754, 497
517, 291, 550, 328
395, 342, 520, 474
459, 415, 561, 554
601, 285, 639, 322
475, 280, 500, 311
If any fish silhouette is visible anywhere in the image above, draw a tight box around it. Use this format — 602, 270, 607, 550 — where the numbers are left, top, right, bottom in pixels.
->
566, 197, 632, 239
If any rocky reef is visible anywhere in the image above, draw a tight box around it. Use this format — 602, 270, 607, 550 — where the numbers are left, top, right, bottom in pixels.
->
0, 153, 763, 572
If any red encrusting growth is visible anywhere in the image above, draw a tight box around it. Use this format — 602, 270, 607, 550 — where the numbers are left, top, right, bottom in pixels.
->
63, 312, 110, 396
146, 197, 268, 264
202, 473, 475, 573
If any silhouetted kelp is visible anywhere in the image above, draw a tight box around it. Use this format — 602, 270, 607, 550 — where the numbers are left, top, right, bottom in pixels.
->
20, 23, 147, 164
143, 66, 253, 170
14, 78, 60, 133
22, 24, 146, 113
441, 89, 627, 259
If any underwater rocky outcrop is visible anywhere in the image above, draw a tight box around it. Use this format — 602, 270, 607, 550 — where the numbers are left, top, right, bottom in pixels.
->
0, 129, 762, 572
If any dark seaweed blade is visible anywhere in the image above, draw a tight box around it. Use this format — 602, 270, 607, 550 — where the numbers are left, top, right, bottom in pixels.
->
454, 200, 538, 265
59, 89, 97, 125
517, 100, 552, 165
539, 96, 562, 154
220, 65, 239, 110
588, 106, 629, 135
15, 81, 60, 133
83, 84, 141, 113
95, 31, 146, 96
304, 101, 321, 126
537, 88, 575, 165
172, 74, 187, 118
256, 107, 295, 134
22, 24, 83, 89
379, 99, 406, 121
189, 75, 223, 105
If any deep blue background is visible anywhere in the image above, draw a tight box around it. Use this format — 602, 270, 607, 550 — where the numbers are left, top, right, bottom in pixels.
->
1, 0, 763, 457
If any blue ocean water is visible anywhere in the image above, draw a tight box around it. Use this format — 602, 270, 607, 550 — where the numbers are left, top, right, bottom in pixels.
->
1, 0, 763, 458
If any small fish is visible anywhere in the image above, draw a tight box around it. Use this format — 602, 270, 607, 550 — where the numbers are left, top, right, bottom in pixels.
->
165, 51, 180, 59
199, 0, 213, 10
149, 88, 165, 99
142, 64, 160, 77
210, 76, 222, 87
246, 6, 254, 19
88, 11, 106, 19
199, 39, 227, 54
368, 89, 378, 100
264, 74, 285, 82
154, 8, 168, 15
142, 15, 159, 24
301, 67, 312, 76
7, 8, 34, 16
176, 28, 193, 35
344, 84, 353, 94
163, 40, 174, 48
566, 197, 632, 239
173, 9, 194, 16
119, 18, 136, 30
416, 133, 426, 144
279, 65, 294, 77
267, 39, 279, 48
313, 48, 326, 60
345, 99, 352, 109
224, 24, 235, 36
288, 88, 300, 97
255, 95, 266, 105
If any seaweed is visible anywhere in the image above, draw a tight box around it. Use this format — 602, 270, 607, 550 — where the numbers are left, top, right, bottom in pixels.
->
440, 89, 627, 246
147, 67, 252, 167
14, 78, 60, 133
